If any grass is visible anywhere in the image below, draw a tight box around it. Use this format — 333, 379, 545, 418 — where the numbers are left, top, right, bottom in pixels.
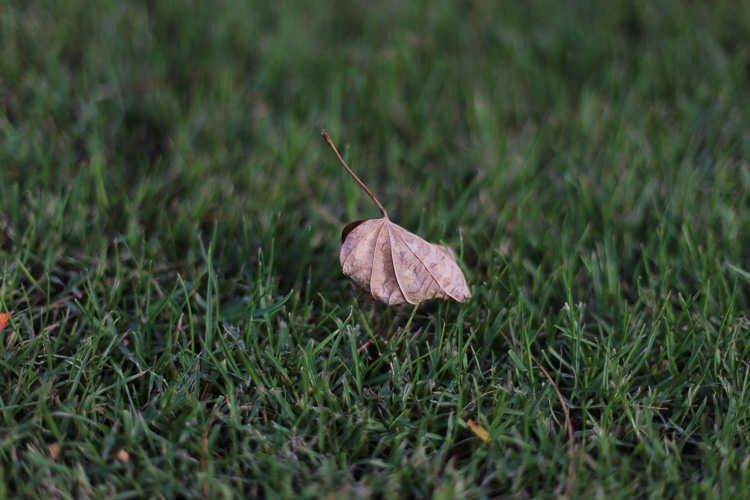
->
2, 0, 750, 497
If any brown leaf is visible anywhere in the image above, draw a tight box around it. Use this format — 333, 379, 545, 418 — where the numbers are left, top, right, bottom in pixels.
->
322, 130, 471, 306
340, 218, 471, 305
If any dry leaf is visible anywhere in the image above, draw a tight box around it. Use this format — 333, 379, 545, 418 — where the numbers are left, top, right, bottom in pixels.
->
467, 419, 490, 442
0, 313, 9, 333
340, 218, 471, 305
322, 130, 471, 305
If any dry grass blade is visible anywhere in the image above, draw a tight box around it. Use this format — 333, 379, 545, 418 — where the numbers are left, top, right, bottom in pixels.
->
532, 351, 576, 497
500, 331, 577, 497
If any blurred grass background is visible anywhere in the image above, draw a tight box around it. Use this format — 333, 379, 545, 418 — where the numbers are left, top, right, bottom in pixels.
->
2, 0, 750, 498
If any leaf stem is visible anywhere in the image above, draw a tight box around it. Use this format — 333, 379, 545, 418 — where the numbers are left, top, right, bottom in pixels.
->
321, 129, 388, 219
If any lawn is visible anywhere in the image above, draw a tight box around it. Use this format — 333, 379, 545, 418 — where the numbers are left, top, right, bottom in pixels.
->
2, 0, 750, 498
